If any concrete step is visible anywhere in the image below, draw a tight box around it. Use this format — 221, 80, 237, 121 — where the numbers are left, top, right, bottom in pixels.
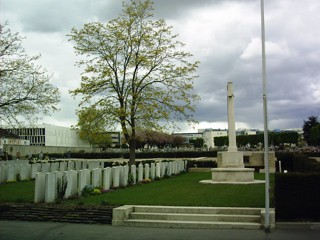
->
112, 205, 275, 229
130, 212, 261, 223
124, 219, 262, 229
133, 205, 261, 215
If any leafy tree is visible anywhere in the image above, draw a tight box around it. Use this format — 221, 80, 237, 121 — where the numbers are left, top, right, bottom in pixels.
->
310, 124, 320, 146
68, 0, 199, 165
74, 107, 112, 149
190, 138, 204, 149
303, 115, 319, 145
171, 134, 185, 149
0, 22, 60, 125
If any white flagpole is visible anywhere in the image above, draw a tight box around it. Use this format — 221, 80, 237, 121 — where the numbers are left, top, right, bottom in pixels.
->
260, 0, 270, 231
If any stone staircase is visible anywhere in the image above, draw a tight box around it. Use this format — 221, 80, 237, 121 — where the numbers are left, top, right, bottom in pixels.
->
112, 205, 275, 229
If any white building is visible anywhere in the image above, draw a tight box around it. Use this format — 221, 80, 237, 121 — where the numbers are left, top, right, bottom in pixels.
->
172, 132, 203, 145
4, 124, 91, 148
198, 129, 228, 149
0, 128, 30, 154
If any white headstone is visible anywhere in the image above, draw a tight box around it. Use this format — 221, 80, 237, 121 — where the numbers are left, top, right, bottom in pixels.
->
59, 162, 66, 171
19, 164, 28, 180
67, 161, 74, 170
150, 163, 155, 180
0, 165, 7, 182
138, 163, 143, 182
51, 162, 59, 172
34, 172, 46, 203
84, 169, 91, 186
161, 162, 166, 177
30, 164, 37, 179
123, 165, 129, 187
7, 165, 15, 181
64, 170, 78, 199
168, 162, 173, 176
112, 166, 120, 188
71, 170, 78, 196
75, 161, 82, 170
102, 167, 111, 191
144, 164, 150, 179
41, 163, 50, 173
78, 170, 87, 195
27, 164, 32, 179
14, 164, 21, 179
119, 166, 125, 187
156, 163, 161, 178
36, 163, 42, 172
45, 172, 56, 203
92, 168, 102, 187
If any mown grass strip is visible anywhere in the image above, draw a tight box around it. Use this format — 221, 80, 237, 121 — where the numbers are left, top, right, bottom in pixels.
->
0, 172, 273, 207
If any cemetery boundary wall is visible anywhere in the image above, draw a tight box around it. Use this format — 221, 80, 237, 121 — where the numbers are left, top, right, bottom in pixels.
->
0, 203, 114, 224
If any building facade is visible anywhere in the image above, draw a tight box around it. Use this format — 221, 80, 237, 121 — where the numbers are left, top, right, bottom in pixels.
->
198, 129, 228, 149
4, 124, 122, 149
4, 124, 90, 148
0, 129, 30, 154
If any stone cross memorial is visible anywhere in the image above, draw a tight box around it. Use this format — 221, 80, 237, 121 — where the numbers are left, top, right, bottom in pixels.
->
201, 81, 264, 184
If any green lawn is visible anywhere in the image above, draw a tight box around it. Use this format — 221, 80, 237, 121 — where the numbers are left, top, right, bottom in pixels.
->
0, 172, 274, 207
0, 180, 35, 203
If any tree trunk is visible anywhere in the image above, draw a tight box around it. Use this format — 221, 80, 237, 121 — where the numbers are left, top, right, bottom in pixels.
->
128, 141, 136, 166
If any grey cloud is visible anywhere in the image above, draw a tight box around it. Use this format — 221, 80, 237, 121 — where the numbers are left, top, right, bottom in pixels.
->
2, 0, 122, 33
2, 0, 320, 130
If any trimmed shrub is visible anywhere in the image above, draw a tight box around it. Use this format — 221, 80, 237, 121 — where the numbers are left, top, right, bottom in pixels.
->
275, 173, 320, 221
276, 152, 320, 172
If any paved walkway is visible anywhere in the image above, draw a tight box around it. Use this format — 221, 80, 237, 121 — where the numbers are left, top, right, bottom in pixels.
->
1, 220, 320, 240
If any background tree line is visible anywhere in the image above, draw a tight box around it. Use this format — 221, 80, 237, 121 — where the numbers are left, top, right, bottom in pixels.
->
214, 131, 299, 148
135, 130, 185, 149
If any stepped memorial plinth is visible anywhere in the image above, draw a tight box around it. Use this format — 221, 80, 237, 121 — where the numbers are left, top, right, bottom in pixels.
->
201, 82, 264, 185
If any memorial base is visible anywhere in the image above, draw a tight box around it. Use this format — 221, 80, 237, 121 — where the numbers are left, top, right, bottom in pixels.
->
200, 168, 265, 185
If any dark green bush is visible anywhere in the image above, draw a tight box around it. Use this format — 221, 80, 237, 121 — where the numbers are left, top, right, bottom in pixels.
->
275, 173, 320, 221
275, 152, 320, 172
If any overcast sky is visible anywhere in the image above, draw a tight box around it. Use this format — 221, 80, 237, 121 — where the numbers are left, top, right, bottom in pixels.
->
1, 0, 320, 132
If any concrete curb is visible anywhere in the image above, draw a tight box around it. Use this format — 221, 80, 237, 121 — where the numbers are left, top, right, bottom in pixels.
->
276, 222, 320, 230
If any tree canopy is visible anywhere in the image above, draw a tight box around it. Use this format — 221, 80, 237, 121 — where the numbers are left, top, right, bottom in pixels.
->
74, 107, 112, 149
302, 115, 319, 145
68, 0, 200, 164
0, 22, 60, 126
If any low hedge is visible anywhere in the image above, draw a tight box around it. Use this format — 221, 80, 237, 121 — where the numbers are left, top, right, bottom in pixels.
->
186, 160, 217, 170
48, 151, 217, 160
49, 152, 123, 159
275, 173, 320, 221
123, 151, 217, 159
275, 152, 320, 172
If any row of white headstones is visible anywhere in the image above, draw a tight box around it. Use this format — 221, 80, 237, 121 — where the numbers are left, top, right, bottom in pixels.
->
0, 159, 105, 183
0, 160, 187, 203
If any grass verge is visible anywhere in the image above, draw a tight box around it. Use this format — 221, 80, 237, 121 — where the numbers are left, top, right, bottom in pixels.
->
0, 172, 274, 207
0, 180, 34, 203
